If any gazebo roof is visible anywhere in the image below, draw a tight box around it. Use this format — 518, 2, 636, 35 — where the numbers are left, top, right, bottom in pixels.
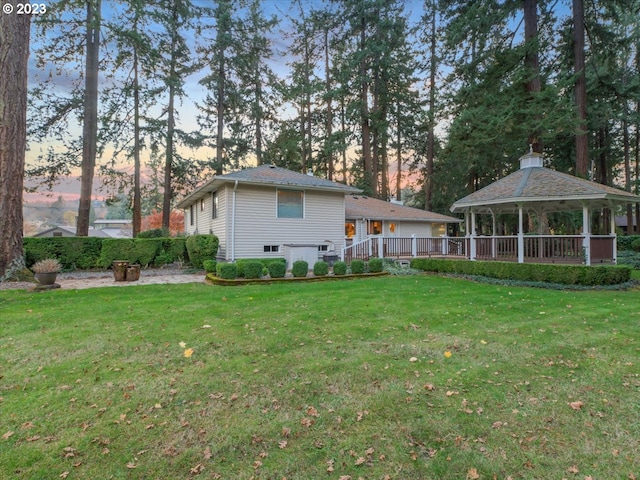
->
451, 152, 640, 214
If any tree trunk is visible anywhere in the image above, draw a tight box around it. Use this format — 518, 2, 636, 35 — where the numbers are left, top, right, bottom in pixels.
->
324, 27, 334, 180
360, 14, 373, 196
573, 0, 588, 177
524, 0, 542, 153
425, 0, 436, 210
77, 0, 101, 236
132, 21, 141, 238
162, 4, 179, 231
216, 44, 225, 175
395, 98, 402, 202
0, 6, 31, 278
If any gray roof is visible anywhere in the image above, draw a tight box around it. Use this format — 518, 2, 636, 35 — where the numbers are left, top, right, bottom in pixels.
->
177, 165, 361, 208
346, 195, 461, 223
451, 163, 640, 214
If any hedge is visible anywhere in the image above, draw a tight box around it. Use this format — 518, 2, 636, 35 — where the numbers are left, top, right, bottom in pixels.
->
24, 237, 104, 270
185, 235, 219, 269
332, 261, 347, 276
368, 258, 384, 273
216, 262, 237, 279
410, 258, 631, 286
350, 259, 365, 274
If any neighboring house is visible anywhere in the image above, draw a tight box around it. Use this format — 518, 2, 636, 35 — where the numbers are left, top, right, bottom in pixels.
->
33, 220, 133, 239
345, 195, 461, 242
176, 165, 360, 261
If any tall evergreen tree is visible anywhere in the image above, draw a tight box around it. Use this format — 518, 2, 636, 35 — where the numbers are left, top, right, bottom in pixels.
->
0, 6, 31, 278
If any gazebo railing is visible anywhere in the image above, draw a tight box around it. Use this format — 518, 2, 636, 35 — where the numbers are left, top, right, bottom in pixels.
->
342, 234, 615, 265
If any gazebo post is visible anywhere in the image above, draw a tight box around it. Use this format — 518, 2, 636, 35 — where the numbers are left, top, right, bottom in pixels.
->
490, 209, 497, 259
470, 210, 477, 261
582, 204, 591, 266
610, 208, 617, 264
517, 204, 524, 263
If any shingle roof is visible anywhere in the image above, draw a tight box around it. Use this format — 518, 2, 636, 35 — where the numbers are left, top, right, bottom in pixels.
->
451, 166, 640, 214
346, 195, 461, 223
177, 165, 360, 208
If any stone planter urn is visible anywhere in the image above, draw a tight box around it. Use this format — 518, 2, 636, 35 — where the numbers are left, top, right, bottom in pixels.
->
35, 272, 58, 286
112, 261, 129, 282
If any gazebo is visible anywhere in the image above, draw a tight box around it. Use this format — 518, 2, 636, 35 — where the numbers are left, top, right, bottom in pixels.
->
450, 151, 640, 265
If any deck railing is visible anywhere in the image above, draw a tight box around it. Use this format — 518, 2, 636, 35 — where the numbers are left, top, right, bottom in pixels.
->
342, 235, 615, 265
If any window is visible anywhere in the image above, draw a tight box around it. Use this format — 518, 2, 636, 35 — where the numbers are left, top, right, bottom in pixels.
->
277, 189, 303, 218
211, 191, 218, 219
318, 245, 329, 252
53, 232, 63, 237
368, 220, 382, 235
189, 205, 194, 226
263, 245, 279, 253
200, 199, 205, 211
345, 222, 355, 238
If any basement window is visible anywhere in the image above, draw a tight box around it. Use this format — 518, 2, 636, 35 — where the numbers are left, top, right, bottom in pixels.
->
263, 245, 280, 253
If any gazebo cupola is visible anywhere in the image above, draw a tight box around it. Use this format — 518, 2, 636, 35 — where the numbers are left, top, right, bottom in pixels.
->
450, 150, 640, 265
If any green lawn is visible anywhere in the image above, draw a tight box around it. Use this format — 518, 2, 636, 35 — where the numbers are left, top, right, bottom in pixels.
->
1, 276, 639, 479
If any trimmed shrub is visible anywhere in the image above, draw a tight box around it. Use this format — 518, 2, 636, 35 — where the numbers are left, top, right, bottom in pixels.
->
203, 260, 217, 273
268, 261, 286, 278
186, 235, 219, 269
313, 261, 329, 276
134, 238, 163, 267
350, 259, 365, 274
98, 239, 137, 268
291, 260, 308, 277
332, 261, 347, 276
216, 262, 237, 279
137, 228, 169, 238
243, 261, 265, 279
632, 238, 640, 252
410, 258, 631, 286
24, 237, 104, 270
368, 257, 384, 273
617, 235, 640, 251
236, 257, 286, 278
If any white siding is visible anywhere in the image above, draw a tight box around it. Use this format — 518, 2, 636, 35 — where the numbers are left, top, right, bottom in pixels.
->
394, 221, 433, 237
182, 187, 230, 260
230, 185, 346, 261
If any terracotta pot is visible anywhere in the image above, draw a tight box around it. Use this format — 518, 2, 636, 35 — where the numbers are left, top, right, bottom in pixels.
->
35, 272, 58, 286
112, 261, 129, 282
126, 264, 141, 282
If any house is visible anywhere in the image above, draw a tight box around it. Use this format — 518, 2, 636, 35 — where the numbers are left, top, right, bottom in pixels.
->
176, 165, 360, 262
345, 195, 461, 242
33, 220, 133, 239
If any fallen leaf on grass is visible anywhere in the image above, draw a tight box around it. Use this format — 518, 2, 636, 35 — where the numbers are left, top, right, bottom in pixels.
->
306, 406, 319, 417
569, 401, 584, 411
2, 431, 14, 440
355, 456, 366, 466
60, 472, 69, 479
467, 468, 480, 479
190, 463, 205, 474
184, 348, 194, 358
204, 446, 212, 460
278, 440, 288, 449
126, 462, 136, 469
567, 465, 579, 474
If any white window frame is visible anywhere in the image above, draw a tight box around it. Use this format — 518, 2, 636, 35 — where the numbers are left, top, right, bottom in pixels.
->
276, 189, 304, 219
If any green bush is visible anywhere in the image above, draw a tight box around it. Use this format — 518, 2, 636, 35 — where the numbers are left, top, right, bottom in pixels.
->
332, 261, 347, 276
203, 260, 217, 273
137, 228, 169, 238
631, 238, 640, 252
350, 259, 365, 274
235, 258, 286, 278
185, 235, 219, 269
134, 239, 163, 267
313, 261, 329, 276
243, 261, 265, 279
216, 262, 237, 279
98, 239, 137, 268
24, 237, 104, 270
617, 235, 640, 251
291, 260, 308, 277
410, 258, 631, 286
617, 250, 640, 269
368, 257, 384, 273
268, 261, 286, 278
